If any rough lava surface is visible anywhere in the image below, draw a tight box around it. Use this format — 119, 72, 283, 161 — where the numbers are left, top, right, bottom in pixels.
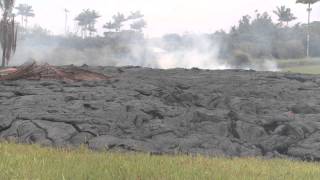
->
1, 66, 320, 160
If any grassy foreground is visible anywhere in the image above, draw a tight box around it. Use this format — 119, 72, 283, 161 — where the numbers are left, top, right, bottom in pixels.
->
0, 143, 319, 179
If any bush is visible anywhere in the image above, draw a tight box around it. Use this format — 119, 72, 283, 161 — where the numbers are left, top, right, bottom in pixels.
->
229, 51, 252, 68
272, 40, 305, 59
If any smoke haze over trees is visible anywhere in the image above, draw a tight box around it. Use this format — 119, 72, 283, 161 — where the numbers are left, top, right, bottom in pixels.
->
8, 2, 320, 71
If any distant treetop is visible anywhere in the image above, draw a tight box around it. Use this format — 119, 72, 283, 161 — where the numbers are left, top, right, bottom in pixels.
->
296, 0, 320, 4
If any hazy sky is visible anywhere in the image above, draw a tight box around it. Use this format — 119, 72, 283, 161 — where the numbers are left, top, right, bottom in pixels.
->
16, 0, 320, 37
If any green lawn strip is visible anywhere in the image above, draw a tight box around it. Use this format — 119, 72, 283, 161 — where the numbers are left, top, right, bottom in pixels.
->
273, 58, 320, 71
0, 143, 319, 179
283, 65, 320, 74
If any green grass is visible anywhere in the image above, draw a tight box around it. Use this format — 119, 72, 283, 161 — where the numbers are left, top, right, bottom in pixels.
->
283, 65, 320, 74
0, 143, 319, 180
276, 58, 320, 74
277, 58, 320, 68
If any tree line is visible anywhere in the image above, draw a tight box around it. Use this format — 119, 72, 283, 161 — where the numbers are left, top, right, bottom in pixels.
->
74, 10, 146, 38
1, 0, 320, 68
13, 0, 320, 61
211, 0, 320, 60
164, 1, 320, 60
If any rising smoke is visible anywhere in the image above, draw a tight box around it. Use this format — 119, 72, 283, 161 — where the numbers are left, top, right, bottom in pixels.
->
10, 33, 279, 71
152, 35, 229, 70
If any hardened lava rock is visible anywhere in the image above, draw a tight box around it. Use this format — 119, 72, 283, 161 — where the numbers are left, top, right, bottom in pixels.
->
0, 66, 320, 161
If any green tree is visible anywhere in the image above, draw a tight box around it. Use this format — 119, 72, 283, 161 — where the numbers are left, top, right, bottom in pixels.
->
75, 9, 100, 38
103, 13, 126, 32
296, 0, 320, 57
15, 3, 34, 28
273, 6, 296, 26
238, 15, 251, 33
127, 11, 144, 20
228, 11, 277, 58
104, 11, 146, 33
0, 0, 17, 67
128, 11, 146, 32
130, 19, 146, 32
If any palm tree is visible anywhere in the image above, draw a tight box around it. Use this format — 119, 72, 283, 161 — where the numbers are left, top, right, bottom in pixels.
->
130, 19, 147, 32
75, 9, 100, 38
103, 13, 126, 33
0, 0, 17, 67
104, 11, 146, 33
103, 21, 117, 33
128, 11, 146, 32
127, 11, 144, 20
112, 13, 126, 32
296, 0, 320, 57
273, 6, 296, 26
15, 3, 34, 28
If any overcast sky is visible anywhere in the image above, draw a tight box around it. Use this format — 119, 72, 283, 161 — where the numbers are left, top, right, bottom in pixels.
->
16, 0, 320, 37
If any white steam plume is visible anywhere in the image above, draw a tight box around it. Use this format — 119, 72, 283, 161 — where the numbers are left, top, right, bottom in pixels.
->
10, 34, 279, 72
